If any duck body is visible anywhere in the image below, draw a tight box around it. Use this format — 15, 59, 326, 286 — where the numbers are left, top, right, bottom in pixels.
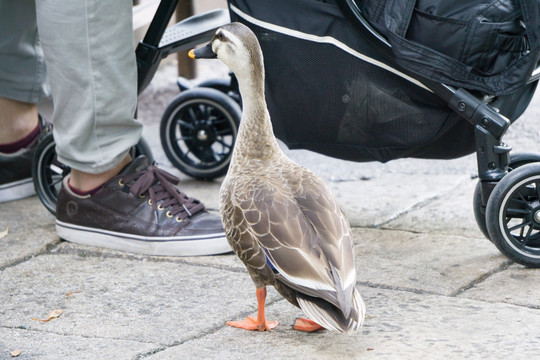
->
221, 151, 365, 332
191, 22, 365, 333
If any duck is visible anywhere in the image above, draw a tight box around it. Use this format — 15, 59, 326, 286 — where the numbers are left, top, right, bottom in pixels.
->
189, 22, 365, 333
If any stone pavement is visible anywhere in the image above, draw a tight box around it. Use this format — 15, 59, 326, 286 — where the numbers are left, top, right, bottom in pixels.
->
3, 54, 540, 360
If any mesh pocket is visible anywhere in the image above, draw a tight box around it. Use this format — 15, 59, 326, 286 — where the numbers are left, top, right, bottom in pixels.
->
253, 24, 474, 161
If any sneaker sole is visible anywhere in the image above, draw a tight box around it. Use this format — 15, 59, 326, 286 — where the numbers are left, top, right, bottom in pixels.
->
0, 178, 35, 203
56, 220, 232, 256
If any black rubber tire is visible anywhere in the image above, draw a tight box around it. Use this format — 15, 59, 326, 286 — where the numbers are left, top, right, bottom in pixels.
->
485, 163, 540, 267
473, 181, 491, 240
32, 133, 68, 216
473, 153, 540, 241
133, 137, 154, 163
32, 134, 153, 216
160, 87, 241, 180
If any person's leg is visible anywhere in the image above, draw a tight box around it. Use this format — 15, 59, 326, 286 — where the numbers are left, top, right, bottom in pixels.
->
0, 98, 38, 144
0, 0, 51, 203
35, 0, 230, 256
35, 0, 142, 180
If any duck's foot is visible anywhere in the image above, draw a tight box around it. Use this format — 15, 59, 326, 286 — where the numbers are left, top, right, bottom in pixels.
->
227, 316, 279, 331
293, 318, 324, 332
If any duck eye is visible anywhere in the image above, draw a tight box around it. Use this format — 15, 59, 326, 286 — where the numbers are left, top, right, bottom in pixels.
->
217, 32, 224, 40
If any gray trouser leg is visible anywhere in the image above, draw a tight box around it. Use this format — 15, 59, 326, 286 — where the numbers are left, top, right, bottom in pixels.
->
35, 0, 142, 174
0, 0, 49, 103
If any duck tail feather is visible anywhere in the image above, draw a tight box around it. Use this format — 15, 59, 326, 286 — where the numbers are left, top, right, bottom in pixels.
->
296, 288, 365, 333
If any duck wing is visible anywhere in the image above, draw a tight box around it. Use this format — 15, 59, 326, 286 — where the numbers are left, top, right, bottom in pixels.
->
220, 177, 276, 289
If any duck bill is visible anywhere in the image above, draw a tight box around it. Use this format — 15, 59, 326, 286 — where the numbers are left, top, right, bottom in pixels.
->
188, 42, 217, 59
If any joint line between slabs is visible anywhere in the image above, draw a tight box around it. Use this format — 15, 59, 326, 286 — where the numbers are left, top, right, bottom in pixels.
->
373, 177, 471, 228
449, 260, 513, 297
0, 239, 63, 271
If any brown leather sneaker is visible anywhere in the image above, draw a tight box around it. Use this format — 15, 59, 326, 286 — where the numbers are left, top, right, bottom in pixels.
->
55, 156, 230, 256
0, 116, 51, 203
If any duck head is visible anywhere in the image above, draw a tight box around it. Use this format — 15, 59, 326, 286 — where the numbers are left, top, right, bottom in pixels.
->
189, 22, 264, 82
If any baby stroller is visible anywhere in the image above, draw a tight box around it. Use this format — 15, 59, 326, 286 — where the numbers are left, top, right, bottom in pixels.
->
158, 0, 540, 267
34, 0, 540, 267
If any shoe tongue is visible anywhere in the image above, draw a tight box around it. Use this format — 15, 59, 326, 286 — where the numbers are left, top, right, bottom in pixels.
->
119, 155, 149, 176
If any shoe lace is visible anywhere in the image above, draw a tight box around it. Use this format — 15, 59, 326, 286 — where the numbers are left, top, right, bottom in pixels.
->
123, 164, 205, 222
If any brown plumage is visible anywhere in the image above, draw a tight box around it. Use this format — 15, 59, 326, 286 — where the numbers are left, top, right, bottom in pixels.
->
191, 22, 365, 333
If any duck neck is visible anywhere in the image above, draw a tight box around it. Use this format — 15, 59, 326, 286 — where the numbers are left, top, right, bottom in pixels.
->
233, 67, 280, 161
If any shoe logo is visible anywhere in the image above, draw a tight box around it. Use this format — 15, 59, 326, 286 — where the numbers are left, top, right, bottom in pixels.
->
66, 201, 78, 217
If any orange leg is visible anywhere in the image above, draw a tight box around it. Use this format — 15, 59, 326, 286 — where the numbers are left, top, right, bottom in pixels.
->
293, 318, 324, 332
227, 287, 279, 331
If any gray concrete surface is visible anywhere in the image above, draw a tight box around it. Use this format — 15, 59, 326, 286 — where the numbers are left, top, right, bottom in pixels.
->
3, 23, 540, 360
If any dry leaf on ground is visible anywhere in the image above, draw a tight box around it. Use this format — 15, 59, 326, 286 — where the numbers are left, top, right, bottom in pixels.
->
32, 309, 64, 323
10, 349, 21, 357
0, 227, 8, 239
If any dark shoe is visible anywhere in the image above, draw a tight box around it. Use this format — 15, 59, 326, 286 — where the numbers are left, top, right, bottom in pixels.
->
55, 156, 230, 256
0, 116, 51, 203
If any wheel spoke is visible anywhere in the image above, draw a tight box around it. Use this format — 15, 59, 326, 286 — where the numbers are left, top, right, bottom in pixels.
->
517, 191, 530, 204
50, 176, 63, 187
212, 149, 228, 159
215, 138, 232, 148
521, 226, 534, 247
508, 221, 532, 232
212, 118, 229, 125
506, 207, 531, 215
180, 148, 192, 160
204, 105, 213, 119
215, 129, 233, 136
178, 119, 195, 130
174, 135, 194, 143
187, 108, 199, 124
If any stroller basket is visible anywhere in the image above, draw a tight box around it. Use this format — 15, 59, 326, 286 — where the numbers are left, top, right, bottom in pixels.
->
228, 0, 538, 163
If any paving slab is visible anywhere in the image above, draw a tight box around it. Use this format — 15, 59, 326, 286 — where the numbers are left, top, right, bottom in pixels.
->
0, 328, 156, 360
328, 174, 469, 228
353, 228, 508, 296
383, 178, 484, 238
458, 264, 540, 308
0, 197, 57, 269
146, 286, 540, 360
0, 254, 279, 351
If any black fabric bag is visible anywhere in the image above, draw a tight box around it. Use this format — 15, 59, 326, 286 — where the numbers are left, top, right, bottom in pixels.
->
358, 0, 540, 95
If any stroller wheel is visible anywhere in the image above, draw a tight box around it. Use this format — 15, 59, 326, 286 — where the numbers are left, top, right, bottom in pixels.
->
32, 134, 153, 216
160, 87, 241, 180
473, 153, 540, 241
485, 163, 540, 267
32, 133, 69, 216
